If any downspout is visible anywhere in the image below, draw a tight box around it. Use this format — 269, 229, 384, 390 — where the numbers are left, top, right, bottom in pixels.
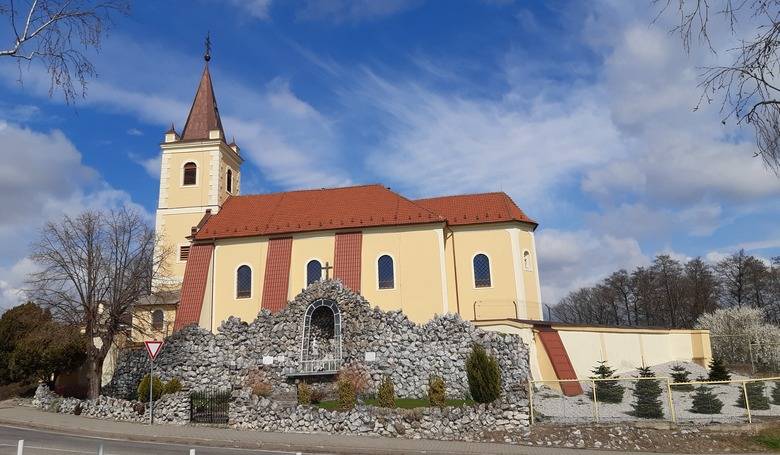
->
445, 226, 462, 317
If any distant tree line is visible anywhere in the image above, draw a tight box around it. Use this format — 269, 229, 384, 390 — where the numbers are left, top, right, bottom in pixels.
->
551, 250, 780, 328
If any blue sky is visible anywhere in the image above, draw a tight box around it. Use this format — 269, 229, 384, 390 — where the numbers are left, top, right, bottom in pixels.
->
1, 0, 779, 309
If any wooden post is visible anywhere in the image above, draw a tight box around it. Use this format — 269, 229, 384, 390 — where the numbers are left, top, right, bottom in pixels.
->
591, 379, 599, 423
666, 378, 677, 424
742, 381, 752, 424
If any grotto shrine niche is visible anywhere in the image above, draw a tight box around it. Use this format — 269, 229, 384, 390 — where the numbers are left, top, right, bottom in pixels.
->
293, 298, 342, 376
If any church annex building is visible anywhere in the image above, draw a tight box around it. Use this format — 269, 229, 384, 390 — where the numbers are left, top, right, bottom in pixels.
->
132, 56, 712, 391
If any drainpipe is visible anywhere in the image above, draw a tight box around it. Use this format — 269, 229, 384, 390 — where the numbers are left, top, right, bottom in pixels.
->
445, 226, 462, 317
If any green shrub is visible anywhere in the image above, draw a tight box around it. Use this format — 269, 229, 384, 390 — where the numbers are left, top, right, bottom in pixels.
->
737, 381, 770, 410
669, 364, 694, 392
466, 344, 501, 404
590, 361, 624, 403
310, 386, 326, 404
707, 357, 731, 381
337, 378, 356, 411
297, 382, 312, 405
163, 378, 182, 395
690, 385, 723, 414
377, 375, 396, 408
772, 381, 780, 405
137, 374, 163, 402
631, 366, 663, 419
428, 376, 446, 407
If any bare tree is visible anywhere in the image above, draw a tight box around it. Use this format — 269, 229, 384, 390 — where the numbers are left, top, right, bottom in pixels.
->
26, 208, 169, 398
1, 0, 129, 103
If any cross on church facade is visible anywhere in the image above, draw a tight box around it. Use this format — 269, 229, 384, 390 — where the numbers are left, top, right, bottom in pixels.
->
321, 261, 333, 279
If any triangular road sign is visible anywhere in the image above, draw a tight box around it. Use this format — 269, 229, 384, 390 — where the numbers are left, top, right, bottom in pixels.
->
144, 340, 164, 360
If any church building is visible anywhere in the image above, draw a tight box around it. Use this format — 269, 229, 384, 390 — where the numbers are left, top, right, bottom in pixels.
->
132, 54, 712, 392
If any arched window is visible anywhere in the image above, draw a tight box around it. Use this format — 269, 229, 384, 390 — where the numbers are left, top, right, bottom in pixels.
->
236, 265, 252, 298
151, 310, 164, 330
183, 162, 197, 185
226, 169, 233, 193
523, 250, 533, 271
300, 299, 342, 373
306, 259, 322, 285
473, 253, 491, 288
377, 255, 394, 289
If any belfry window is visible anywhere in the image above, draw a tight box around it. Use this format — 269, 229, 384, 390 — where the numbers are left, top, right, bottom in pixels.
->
236, 265, 252, 298
473, 253, 491, 288
183, 162, 197, 186
306, 259, 322, 285
226, 169, 233, 193
377, 255, 394, 289
152, 310, 164, 330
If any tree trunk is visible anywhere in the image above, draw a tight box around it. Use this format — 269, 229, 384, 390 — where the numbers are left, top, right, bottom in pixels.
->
86, 356, 104, 399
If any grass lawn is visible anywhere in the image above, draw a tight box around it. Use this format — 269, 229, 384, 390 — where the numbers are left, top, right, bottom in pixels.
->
316, 398, 474, 410
754, 427, 780, 450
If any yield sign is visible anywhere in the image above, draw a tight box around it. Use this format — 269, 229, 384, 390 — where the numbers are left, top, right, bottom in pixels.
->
144, 340, 164, 360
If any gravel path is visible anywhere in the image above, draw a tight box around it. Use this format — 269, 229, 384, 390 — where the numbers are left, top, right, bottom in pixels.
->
532, 362, 780, 424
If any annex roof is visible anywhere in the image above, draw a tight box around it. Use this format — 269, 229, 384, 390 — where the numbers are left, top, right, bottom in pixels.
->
414, 192, 536, 227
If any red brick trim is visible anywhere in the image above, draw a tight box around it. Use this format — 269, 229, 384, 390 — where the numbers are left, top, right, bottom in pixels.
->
334, 232, 362, 293
261, 237, 293, 313
536, 327, 584, 396
173, 244, 213, 332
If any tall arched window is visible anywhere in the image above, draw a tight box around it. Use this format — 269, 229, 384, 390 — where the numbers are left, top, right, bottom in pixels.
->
226, 169, 233, 193
151, 310, 164, 330
377, 255, 394, 289
183, 162, 197, 185
473, 253, 491, 288
306, 259, 322, 285
236, 265, 252, 298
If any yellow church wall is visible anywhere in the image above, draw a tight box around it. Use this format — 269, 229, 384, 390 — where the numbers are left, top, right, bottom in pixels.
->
163, 148, 216, 209
131, 305, 177, 342
360, 224, 447, 323
449, 223, 521, 321
287, 232, 336, 298
156, 211, 209, 282
211, 236, 268, 331
519, 230, 543, 320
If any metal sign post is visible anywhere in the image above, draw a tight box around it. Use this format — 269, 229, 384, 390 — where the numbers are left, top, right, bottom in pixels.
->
143, 340, 164, 426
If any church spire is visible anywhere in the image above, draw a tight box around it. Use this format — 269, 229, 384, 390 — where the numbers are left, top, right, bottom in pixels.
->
180, 34, 225, 141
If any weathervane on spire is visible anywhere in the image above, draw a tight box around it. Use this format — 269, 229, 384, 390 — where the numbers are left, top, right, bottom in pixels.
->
204, 32, 212, 62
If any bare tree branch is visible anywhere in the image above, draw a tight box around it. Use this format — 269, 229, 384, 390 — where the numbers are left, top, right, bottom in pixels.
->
0, 0, 129, 103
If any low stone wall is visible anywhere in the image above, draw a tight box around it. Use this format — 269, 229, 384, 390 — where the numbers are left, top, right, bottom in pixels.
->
105, 280, 530, 401
231, 388, 529, 441
32, 385, 190, 425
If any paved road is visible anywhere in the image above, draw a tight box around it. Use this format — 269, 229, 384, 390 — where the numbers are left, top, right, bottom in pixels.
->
0, 425, 327, 455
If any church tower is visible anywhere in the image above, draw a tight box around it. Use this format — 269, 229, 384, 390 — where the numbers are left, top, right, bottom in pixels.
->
154, 50, 243, 289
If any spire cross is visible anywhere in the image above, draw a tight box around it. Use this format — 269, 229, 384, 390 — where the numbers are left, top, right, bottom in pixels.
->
204, 32, 212, 62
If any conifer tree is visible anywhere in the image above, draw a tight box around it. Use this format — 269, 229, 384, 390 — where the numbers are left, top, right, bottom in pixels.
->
690, 384, 724, 414
772, 381, 780, 405
736, 381, 770, 410
707, 357, 731, 381
466, 344, 502, 403
669, 364, 694, 391
631, 366, 664, 418
590, 361, 624, 404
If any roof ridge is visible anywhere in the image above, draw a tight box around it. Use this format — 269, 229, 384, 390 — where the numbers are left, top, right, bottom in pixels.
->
414, 191, 507, 202
228, 183, 384, 199
383, 186, 445, 221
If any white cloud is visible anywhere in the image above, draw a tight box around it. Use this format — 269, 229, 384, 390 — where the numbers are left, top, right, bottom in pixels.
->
127, 128, 144, 136
221, 0, 272, 20
0, 121, 147, 310
296, 0, 420, 23
129, 152, 161, 179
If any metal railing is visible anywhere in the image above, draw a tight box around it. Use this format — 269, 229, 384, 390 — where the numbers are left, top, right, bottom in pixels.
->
529, 376, 780, 425
285, 358, 343, 377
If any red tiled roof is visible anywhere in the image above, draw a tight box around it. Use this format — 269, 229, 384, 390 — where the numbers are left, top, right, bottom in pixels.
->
261, 237, 293, 313
334, 232, 362, 292
173, 244, 213, 332
181, 63, 225, 141
414, 192, 537, 228
195, 185, 445, 240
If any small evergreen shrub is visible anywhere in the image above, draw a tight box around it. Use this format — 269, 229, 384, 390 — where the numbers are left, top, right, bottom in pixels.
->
707, 357, 731, 381
737, 381, 770, 410
377, 375, 396, 408
337, 378, 357, 411
772, 381, 780, 405
669, 364, 694, 391
73, 402, 82, 416
297, 382, 312, 405
631, 366, 664, 419
590, 361, 624, 403
137, 374, 163, 402
690, 385, 724, 414
428, 375, 446, 407
466, 344, 502, 404
163, 378, 183, 395
245, 368, 273, 398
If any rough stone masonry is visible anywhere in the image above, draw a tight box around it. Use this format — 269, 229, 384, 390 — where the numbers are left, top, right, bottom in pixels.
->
105, 280, 531, 402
